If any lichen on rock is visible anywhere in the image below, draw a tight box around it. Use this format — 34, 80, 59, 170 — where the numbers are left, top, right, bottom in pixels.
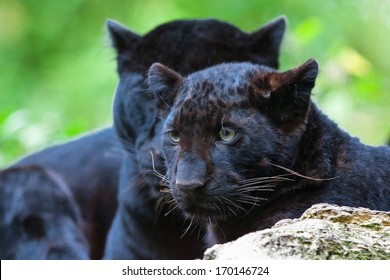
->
203, 203, 390, 260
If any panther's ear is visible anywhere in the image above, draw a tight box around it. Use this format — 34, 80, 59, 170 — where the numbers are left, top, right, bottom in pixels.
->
106, 19, 141, 55
250, 16, 286, 69
251, 58, 319, 128
268, 58, 318, 93
147, 63, 183, 113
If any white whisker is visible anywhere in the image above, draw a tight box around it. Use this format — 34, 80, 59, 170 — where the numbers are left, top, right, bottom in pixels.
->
220, 196, 247, 212
164, 203, 180, 216
239, 174, 293, 184
269, 163, 339, 181
181, 217, 194, 239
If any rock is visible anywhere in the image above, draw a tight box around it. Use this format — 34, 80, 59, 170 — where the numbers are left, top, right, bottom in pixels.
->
203, 203, 390, 260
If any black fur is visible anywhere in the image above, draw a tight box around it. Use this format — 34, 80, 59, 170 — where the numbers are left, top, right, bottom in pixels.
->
148, 60, 390, 246
0, 166, 89, 259
13, 128, 122, 259
105, 17, 286, 259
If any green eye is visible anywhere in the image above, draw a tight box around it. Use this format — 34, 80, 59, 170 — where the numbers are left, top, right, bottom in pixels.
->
167, 130, 180, 143
219, 127, 237, 142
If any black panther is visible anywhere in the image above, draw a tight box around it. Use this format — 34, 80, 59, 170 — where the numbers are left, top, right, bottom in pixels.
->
147, 59, 390, 246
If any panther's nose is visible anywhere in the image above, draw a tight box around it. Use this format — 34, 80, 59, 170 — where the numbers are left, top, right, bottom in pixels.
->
176, 179, 205, 199
175, 150, 207, 200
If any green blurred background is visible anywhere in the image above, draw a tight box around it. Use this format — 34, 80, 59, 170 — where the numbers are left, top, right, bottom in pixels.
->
1, 0, 389, 167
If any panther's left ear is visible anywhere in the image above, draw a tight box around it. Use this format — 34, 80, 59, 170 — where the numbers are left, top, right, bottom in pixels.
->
250, 16, 286, 69
147, 63, 183, 113
251, 59, 319, 126
107, 19, 141, 55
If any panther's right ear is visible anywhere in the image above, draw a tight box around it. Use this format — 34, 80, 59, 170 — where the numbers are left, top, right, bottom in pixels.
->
106, 19, 141, 55
147, 63, 183, 113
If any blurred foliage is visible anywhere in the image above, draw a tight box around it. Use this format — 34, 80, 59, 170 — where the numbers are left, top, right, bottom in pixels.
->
0, 0, 389, 167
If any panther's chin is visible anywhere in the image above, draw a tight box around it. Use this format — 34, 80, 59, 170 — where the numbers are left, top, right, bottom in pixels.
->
180, 203, 226, 222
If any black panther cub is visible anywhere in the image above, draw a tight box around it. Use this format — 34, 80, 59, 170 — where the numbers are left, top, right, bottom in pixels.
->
0, 166, 89, 259
147, 59, 390, 246
105, 17, 286, 259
